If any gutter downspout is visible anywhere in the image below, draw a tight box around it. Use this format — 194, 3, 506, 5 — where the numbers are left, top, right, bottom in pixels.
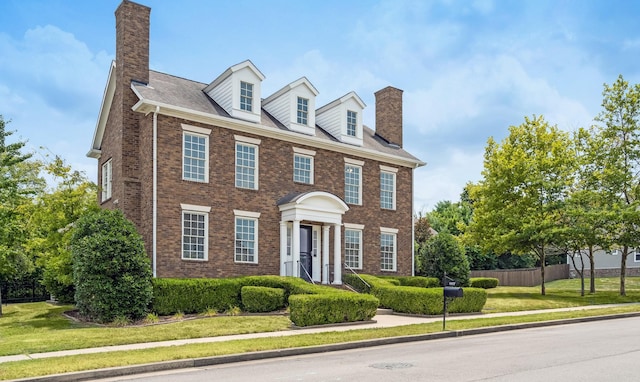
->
152, 106, 159, 277
412, 163, 418, 276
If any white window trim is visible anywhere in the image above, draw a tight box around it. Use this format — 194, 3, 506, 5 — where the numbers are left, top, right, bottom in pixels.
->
181, 204, 210, 261
234, 210, 260, 264
182, 130, 210, 183
380, 229, 397, 272
293, 147, 316, 156
182, 123, 212, 135
240, 81, 254, 112
235, 137, 260, 190
379, 165, 398, 173
293, 153, 314, 185
344, 161, 363, 206
297, 96, 309, 126
344, 157, 365, 166
344, 227, 363, 270
380, 170, 397, 210
101, 159, 112, 202
634, 250, 640, 262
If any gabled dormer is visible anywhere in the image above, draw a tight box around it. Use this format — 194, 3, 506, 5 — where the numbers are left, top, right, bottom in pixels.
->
263, 77, 319, 136
204, 60, 265, 123
316, 91, 366, 146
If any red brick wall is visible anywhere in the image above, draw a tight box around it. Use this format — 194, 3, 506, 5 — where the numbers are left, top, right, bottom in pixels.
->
149, 116, 414, 279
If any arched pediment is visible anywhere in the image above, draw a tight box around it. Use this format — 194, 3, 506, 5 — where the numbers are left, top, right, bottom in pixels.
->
277, 191, 349, 224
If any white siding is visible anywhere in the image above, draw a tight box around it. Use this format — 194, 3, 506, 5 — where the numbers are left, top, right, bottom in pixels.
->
207, 75, 233, 115
264, 95, 290, 127
316, 105, 342, 140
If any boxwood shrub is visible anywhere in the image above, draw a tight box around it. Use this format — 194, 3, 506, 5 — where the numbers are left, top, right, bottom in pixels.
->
289, 293, 379, 327
470, 277, 499, 289
394, 276, 440, 288
152, 278, 242, 315
345, 273, 487, 314
241, 286, 285, 313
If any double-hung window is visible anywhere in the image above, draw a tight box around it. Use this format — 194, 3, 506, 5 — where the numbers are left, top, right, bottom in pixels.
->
240, 81, 253, 112
346, 110, 357, 137
297, 97, 309, 125
101, 159, 112, 202
181, 204, 210, 261
293, 147, 315, 184
234, 210, 260, 264
235, 136, 261, 189
380, 227, 398, 271
380, 166, 397, 210
182, 125, 210, 183
344, 158, 364, 205
344, 224, 364, 270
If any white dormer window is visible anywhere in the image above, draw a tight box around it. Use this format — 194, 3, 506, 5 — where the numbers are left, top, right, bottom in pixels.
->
316, 91, 366, 146
263, 77, 318, 136
204, 60, 265, 123
240, 81, 253, 112
347, 110, 357, 137
297, 97, 309, 125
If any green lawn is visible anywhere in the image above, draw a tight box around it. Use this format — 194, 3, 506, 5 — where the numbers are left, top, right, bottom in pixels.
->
483, 277, 640, 312
2, 277, 640, 380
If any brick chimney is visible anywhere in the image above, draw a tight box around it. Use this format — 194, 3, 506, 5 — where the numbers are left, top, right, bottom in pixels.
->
115, 0, 150, 86
374, 86, 403, 148
111, 0, 150, 228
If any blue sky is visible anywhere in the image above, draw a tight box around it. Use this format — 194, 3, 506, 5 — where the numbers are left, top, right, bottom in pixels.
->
1, 0, 639, 211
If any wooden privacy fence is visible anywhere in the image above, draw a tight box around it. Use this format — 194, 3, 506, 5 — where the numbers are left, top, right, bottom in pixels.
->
470, 264, 569, 287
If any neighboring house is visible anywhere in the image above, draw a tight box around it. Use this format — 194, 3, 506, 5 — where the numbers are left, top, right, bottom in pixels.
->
88, 0, 425, 285
568, 249, 640, 278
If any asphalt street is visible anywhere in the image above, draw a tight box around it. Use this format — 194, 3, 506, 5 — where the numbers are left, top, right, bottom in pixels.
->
93, 316, 640, 382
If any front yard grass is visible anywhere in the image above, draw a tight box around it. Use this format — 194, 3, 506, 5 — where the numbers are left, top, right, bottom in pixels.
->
2, 277, 640, 380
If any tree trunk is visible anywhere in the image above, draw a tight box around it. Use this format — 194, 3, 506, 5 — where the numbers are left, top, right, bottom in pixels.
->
0, 286, 3, 316
620, 246, 628, 296
589, 245, 596, 294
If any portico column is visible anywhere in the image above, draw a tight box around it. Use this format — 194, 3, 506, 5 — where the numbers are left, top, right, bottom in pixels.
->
333, 223, 342, 285
279, 221, 287, 276
292, 220, 301, 277
322, 225, 330, 284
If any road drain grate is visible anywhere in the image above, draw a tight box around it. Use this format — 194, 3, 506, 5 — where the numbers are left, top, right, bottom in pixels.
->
370, 362, 414, 370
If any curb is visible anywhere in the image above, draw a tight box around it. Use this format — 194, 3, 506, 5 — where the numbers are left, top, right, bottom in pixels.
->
10, 311, 640, 382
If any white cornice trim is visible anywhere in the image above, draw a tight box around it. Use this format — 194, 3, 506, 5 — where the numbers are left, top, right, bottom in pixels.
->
87, 61, 116, 158
130, 98, 425, 168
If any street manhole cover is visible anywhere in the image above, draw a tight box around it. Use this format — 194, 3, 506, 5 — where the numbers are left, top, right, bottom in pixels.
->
370, 362, 414, 370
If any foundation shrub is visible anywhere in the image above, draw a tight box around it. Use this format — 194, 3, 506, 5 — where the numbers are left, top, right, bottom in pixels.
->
151, 278, 241, 315
288, 293, 379, 327
241, 286, 285, 313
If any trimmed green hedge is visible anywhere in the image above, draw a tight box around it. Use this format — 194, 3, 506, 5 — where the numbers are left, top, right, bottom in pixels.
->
241, 286, 285, 313
152, 278, 241, 315
470, 277, 499, 289
289, 293, 379, 327
394, 276, 440, 288
344, 274, 488, 314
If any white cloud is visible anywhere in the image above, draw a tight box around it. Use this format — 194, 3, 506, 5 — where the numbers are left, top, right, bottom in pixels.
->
0, 25, 110, 184
413, 147, 484, 211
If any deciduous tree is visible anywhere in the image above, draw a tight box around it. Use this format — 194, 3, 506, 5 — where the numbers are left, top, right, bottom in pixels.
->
468, 115, 576, 295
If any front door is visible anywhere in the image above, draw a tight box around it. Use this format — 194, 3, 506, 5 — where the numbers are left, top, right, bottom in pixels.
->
299, 225, 313, 282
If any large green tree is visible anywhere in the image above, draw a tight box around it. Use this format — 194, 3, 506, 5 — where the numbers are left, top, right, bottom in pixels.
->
468, 115, 576, 295
590, 75, 640, 296
25, 156, 98, 302
0, 116, 43, 314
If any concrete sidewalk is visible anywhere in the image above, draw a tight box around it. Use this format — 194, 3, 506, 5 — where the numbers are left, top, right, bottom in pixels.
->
3, 303, 639, 366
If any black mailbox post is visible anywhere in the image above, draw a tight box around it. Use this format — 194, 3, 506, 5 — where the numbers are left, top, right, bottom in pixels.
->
442, 273, 463, 330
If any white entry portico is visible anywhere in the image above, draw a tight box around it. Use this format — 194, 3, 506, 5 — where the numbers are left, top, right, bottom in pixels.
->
277, 191, 349, 284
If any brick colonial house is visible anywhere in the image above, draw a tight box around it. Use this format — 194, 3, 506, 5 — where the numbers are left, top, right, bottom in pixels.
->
88, 0, 425, 284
